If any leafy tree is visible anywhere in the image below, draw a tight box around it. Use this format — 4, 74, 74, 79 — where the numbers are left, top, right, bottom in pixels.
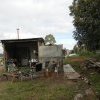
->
70, 0, 100, 51
45, 34, 56, 45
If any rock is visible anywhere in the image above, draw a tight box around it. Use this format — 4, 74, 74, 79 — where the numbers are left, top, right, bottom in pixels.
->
83, 77, 91, 85
85, 88, 96, 100
96, 92, 100, 100
74, 93, 84, 100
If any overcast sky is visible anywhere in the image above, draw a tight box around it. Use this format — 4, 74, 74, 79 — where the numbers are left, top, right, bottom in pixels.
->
0, 0, 76, 53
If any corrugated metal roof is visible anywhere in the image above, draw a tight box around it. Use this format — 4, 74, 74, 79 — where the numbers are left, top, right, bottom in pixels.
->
1, 38, 44, 44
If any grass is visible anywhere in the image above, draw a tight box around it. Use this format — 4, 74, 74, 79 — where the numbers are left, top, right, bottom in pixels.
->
64, 56, 86, 73
0, 78, 77, 100
88, 73, 100, 94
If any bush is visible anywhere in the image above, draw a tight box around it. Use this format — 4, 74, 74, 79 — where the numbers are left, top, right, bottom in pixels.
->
78, 51, 95, 57
92, 54, 100, 61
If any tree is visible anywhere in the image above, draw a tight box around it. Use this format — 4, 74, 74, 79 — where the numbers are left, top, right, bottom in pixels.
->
70, 0, 100, 51
45, 34, 56, 45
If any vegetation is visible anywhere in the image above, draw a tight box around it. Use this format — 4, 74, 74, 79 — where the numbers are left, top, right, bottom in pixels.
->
70, 0, 100, 51
0, 78, 76, 100
64, 55, 100, 94
45, 34, 56, 45
78, 51, 95, 57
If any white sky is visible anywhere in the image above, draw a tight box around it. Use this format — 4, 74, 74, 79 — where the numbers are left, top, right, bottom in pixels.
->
0, 0, 76, 53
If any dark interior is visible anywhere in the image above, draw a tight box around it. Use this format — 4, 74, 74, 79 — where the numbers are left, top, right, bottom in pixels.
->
5, 43, 37, 66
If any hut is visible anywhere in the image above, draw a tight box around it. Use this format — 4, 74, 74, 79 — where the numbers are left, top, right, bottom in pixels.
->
1, 38, 44, 68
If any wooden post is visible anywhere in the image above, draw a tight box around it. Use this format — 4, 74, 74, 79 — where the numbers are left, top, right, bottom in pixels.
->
37, 41, 40, 60
17, 28, 19, 39
2, 44, 6, 71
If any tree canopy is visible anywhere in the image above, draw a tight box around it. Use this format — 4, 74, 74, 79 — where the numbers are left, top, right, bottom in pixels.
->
70, 0, 100, 51
45, 34, 56, 45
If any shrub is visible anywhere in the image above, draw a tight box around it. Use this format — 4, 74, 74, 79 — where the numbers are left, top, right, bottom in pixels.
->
78, 51, 95, 57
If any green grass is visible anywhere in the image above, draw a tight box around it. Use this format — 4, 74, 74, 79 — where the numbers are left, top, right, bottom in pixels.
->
88, 73, 100, 94
0, 78, 76, 100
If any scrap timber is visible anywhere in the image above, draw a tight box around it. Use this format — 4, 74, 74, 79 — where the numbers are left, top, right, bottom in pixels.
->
82, 59, 100, 70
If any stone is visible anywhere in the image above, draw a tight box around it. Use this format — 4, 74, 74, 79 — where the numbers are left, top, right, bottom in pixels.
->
85, 88, 96, 100
74, 93, 84, 100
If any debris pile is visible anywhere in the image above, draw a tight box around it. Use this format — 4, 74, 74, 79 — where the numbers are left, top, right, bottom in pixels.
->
82, 58, 100, 72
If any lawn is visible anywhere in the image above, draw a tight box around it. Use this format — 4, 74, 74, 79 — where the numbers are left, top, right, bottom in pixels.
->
0, 77, 77, 100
